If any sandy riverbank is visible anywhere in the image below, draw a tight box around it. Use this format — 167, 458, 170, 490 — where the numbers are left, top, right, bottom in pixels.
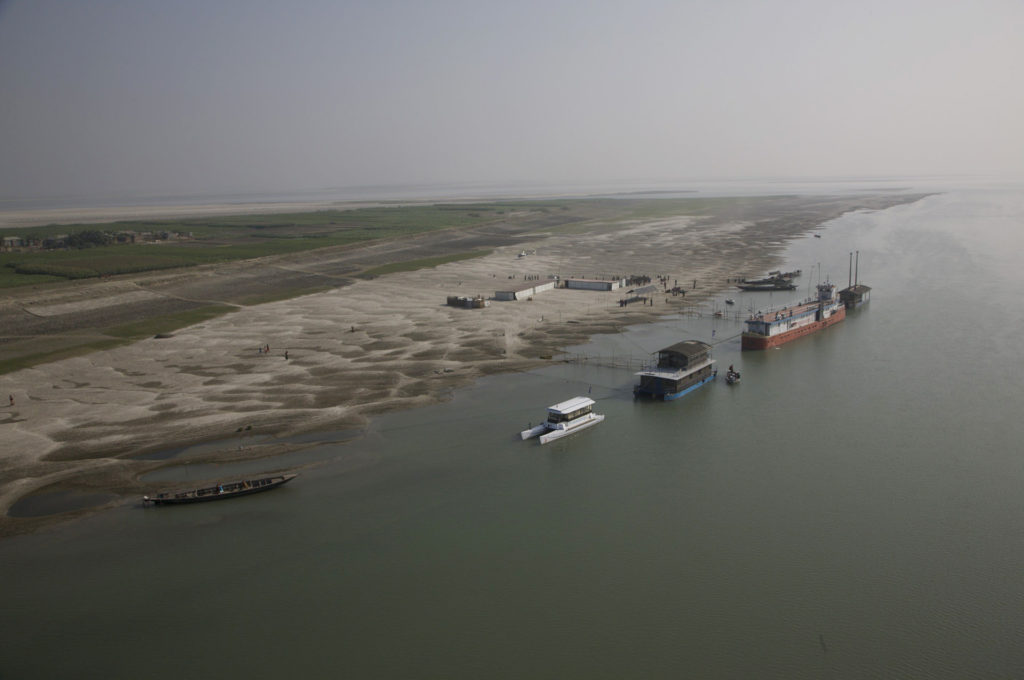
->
0, 193, 928, 535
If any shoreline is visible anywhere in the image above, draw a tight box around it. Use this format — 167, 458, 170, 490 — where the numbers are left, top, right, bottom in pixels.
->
0, 192, 930, 536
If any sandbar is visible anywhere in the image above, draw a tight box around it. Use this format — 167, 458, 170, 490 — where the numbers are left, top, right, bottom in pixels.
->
0, 193, 927, 535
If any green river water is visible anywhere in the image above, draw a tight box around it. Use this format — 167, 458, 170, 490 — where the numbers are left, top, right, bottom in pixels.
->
2, 186, 1023, 679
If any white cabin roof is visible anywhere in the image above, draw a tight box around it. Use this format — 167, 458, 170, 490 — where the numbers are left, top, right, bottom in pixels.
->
548, 396, 595, 414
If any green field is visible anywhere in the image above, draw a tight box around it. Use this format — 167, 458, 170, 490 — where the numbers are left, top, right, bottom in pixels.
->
0, 203, 544, 288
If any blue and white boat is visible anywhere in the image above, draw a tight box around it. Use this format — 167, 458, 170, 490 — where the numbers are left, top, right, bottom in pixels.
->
634, 340, 716, 400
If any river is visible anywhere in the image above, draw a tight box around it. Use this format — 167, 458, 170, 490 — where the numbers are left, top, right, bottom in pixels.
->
2, 185, 1023, 678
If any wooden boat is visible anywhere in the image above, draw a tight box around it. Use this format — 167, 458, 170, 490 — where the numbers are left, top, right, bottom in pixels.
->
736, 279, 797, 291
143, 473, 297, 505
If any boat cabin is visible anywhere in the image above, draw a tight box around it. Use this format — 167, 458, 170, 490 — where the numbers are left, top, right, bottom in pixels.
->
547, 396, 595, 424
634, 340, 716, 400
654, 341, 710, 370
745, 283, 839, 337
838, 284, 871, 309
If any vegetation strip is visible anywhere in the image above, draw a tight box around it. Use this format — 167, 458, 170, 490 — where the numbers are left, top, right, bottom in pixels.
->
0, 204, 530, 288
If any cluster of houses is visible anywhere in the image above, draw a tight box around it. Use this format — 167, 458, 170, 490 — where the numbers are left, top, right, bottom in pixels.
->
493, 277, 623, 301
448, 274, 667, 308
1, 230, 193, 252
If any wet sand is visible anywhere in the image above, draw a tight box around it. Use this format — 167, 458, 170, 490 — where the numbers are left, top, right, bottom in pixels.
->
0, 193, 927, 535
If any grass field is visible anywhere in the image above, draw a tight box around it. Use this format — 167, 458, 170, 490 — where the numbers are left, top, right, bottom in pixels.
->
0, 203, 546, 288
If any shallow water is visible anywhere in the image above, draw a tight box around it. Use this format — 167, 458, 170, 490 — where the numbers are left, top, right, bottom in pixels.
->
2, 186, 1023, 678
7, 490, 117, 518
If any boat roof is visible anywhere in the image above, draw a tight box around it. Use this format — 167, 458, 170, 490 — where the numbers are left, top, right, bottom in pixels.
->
658, 340, 710, 358
548, 396, 595, 414
747, 297, 826, 321
637, 358, 715, 378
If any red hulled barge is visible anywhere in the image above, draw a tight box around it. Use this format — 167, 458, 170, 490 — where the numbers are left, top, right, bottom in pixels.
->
741, 282, 845, 350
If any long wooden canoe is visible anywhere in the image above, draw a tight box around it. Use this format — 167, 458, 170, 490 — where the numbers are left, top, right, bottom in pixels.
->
143, 473, 297, 505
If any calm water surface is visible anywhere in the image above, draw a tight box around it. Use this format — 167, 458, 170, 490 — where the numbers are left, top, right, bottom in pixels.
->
2, 187, 1023, 678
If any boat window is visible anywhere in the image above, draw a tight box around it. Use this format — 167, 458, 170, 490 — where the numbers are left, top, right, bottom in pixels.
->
547, 405, 592, 423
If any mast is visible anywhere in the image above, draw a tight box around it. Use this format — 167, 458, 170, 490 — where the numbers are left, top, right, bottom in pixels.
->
855, 250, 860, 286
848, 252, 853, 288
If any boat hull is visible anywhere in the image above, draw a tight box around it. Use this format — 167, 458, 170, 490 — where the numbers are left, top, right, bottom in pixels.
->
143, 474, 297, 505
736, 283, 797, 291
741, 306, 845, 350
537, 414, 604, 444
520, 424, 548, 440
635, 372, 716, 400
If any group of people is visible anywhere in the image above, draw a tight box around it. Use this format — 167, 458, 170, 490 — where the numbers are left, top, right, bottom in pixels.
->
257, 344, 289, 360
726, 364, 741, 383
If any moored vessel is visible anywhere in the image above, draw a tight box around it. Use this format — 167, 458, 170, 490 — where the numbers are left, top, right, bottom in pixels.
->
736, 278, 797, 291
520, 396, 604, 444
736, 270, 801, 291
741, 282, 845, 350
634, 340, 717, 400
838, 284, 871, 309
143, 474, 297, 505
838, 251, 871, 309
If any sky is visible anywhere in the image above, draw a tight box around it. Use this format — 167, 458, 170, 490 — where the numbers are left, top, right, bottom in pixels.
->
1, 0, 1023, 202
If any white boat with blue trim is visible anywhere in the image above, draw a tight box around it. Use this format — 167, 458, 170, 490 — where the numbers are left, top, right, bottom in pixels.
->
520, 396, 605, 445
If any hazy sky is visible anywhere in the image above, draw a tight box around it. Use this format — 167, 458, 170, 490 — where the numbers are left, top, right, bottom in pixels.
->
1, 0, 1022, 200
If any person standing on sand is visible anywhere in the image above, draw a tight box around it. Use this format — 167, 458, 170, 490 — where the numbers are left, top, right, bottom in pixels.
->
8, 394, 13, 407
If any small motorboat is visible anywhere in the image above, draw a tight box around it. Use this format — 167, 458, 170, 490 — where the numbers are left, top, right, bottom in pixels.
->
725, 299, 735, 305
